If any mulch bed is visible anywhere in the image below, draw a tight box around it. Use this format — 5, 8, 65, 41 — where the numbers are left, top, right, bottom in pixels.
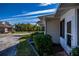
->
52, 43, 67, 56
52, 43, 66, 55
52, 43, 64, 51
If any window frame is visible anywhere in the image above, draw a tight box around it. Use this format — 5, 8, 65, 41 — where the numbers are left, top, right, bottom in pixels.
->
66, 21, 72, 47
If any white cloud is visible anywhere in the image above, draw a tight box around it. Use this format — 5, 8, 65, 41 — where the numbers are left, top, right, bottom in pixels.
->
0, 13, 52, 22
0, 11, 54, 25
39, 3, 56, 6
0, 11, 54, 22
39, 3, 54, 6
0, 17, 40, 25
13, 8, 56, 17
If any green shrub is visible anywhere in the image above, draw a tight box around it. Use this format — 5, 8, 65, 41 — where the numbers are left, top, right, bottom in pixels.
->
72, 47, 79, 56
19, 35, 30, 40
33, 33, 53, 55
30, 32, 44, 39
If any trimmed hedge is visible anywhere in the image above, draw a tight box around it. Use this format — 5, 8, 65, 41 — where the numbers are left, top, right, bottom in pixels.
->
72, 47, 79, 56
32, 32, 53, 55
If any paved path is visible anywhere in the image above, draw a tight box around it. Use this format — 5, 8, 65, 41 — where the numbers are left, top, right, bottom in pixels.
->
0, 34, 21, 56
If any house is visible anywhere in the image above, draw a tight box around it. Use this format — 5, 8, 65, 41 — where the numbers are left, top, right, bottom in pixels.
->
37, 21, 44, 27
37, 21, 45, 31
0, 21, 12, 33
38, 3, 79, 55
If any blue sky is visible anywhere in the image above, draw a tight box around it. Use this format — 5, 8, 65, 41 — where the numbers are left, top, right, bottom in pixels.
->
0, 3, 59, 25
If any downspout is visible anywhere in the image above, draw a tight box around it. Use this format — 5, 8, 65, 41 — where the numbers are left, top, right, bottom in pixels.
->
75, 8, 78, 47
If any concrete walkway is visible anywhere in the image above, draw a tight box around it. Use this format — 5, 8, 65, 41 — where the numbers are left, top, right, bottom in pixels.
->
0, 45, 17, 56
0, 34, 21, 56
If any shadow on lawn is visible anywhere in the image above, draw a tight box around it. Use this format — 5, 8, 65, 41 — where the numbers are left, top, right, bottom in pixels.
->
0, 44, 18, 56
16, 39, 37, 56
0, 39, 37, 56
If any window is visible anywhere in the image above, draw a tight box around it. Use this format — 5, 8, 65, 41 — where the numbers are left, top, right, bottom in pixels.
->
67, 21, 71, 33
67, 21, 72, 47
60, 19, 65, 38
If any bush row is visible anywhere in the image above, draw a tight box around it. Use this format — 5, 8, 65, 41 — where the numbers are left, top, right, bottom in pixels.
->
72, 47, 79, 56
32, 32, 54, 55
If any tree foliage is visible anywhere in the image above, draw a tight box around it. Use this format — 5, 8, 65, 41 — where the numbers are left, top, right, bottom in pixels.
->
14, 23, 42, 32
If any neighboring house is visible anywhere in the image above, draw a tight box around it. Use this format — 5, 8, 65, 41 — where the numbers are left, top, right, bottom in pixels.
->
0, 21, 12, 33
37, 21, 44, 26
38, 3, 79, 55
37, 21, 45, 31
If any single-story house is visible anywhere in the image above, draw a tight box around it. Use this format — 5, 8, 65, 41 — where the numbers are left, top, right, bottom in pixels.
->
38, 3, 79, 55
0, 21, 12, 33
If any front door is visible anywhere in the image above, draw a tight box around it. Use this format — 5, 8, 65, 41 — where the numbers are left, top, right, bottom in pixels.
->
66, 21, 72, 48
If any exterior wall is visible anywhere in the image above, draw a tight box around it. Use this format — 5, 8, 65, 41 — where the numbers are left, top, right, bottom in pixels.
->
46, 18, 60, 44
0, 27, 12, 33
0, 27, 5, 33
60, 8, 77, 55
40, 17, 47, 34
5, 28, 8, 33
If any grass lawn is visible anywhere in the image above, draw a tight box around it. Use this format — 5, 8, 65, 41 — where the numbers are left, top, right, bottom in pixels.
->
12, 31, 44, 35
16, 35, 37, 56
12, 31, 34, 36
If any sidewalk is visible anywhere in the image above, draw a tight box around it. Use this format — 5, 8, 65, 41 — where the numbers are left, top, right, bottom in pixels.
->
0, 35, 21, 56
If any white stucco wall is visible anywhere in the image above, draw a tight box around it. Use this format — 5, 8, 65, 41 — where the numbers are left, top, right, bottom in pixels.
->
40, 18, 47, 34
60, 8, 77, 55
46, 18, 60, 44
5, 28, 8, 32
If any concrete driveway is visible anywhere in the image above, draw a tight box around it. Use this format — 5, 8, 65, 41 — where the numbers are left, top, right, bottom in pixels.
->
0, 34, 22, 56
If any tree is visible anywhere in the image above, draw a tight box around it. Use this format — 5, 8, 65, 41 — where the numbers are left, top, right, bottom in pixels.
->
14, 23, 41, 32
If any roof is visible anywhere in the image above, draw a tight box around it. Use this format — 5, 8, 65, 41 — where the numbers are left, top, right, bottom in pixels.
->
37, 21, 44, 26
55, 3, 79, 17
38, 3, 79, 19
0, 21, 12, 28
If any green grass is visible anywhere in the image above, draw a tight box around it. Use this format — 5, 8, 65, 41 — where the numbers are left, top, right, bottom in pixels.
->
12, 31, 34, 33
12, 31, 44, 34
16, 35, 37, 56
